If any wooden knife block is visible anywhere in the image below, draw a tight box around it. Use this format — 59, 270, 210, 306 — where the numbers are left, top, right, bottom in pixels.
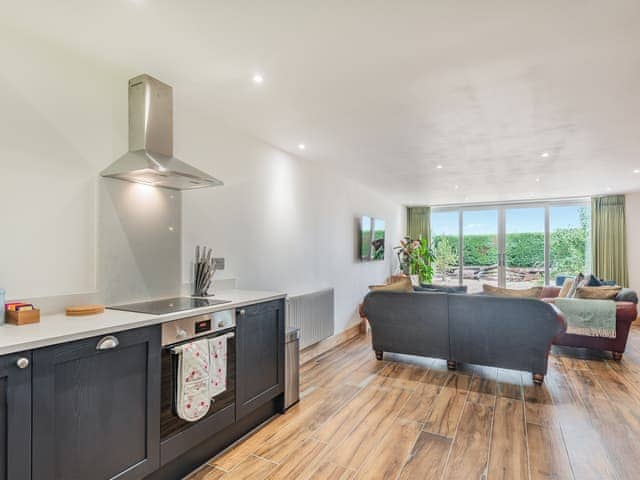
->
6, 309, 40, 326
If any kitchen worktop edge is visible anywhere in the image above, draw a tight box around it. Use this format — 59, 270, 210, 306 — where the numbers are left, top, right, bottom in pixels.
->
0, 289, 287, 355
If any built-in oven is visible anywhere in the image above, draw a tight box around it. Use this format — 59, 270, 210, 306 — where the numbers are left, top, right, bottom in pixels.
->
159, 309, 236, 465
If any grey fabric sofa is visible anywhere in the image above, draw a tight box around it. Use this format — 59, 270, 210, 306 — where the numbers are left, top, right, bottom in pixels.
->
362, 291, 567, 384
414, 284, 468, 294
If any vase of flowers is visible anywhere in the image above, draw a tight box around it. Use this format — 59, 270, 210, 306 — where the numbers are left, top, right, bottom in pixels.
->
394, 236, 436, 285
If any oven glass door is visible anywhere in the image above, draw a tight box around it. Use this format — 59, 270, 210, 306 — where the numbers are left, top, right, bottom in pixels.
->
160, 330, 235, 440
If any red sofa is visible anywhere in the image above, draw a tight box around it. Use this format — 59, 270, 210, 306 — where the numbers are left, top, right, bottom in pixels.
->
540, 286, 638, 360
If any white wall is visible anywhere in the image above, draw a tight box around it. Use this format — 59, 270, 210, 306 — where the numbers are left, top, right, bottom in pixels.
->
0, 26, 127, 299
178, 109, 402, 333
0, 26, 402, 333
626, 191, 640, 292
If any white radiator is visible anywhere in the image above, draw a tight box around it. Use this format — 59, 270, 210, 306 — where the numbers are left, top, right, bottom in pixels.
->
286, 288, 335, 349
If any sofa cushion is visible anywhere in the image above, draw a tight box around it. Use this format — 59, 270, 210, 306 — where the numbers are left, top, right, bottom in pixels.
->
615, 288, 639, 304
558, 278, 573, 298
369, 276, 413, 293
416, 284, 468, 294
585, 274, 603, 287
575, 286, 621, 300
540, 286, 561, 298
482, 284, 542, 298
567, 273, 585, 298
555, 275, 573, 286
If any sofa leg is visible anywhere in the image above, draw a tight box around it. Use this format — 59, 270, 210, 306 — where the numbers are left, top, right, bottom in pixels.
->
447, 360, 457, 371
612, 352, 623, 361
375, 350, 383, 361
532, 373, 545, 385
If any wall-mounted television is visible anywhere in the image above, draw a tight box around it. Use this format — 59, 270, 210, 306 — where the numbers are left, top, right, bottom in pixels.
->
359, 216, 385, 261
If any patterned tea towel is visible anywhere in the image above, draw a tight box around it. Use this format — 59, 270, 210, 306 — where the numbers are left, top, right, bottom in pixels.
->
209, 333, 232, 398
173, 338, 211, 422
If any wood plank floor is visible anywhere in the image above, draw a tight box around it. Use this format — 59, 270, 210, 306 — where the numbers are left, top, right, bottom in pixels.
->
187, 323, 640, 480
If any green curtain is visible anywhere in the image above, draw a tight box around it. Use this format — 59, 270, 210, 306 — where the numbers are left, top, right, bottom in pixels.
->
592, 195, 628, 286
407, 206, 431, 242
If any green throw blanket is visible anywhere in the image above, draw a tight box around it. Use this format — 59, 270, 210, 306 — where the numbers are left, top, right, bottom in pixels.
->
554, 298, 617, 338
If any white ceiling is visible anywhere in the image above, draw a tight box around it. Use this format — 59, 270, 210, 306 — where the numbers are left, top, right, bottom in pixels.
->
4, 0, 640, 204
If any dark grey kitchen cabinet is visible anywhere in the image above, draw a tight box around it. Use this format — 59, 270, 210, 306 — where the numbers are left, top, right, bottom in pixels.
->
235, 299, 285, 419
32, 325, 161, 480
0, 352, 31, 480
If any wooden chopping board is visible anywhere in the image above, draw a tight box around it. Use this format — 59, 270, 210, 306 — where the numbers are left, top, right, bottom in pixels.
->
65, 305, 105, 316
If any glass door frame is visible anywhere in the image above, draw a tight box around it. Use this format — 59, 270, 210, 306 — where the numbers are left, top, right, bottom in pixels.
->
432, 198, 589, 288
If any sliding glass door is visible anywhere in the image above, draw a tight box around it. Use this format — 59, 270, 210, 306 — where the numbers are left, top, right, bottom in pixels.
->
504, 207, 545, 289
430, 200, 590, 290
462, 209, 499, 293
549, 204, 591, 281
431, 210, 460, 287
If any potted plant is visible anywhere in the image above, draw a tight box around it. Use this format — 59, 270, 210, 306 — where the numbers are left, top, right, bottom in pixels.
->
394, 236, 436, 285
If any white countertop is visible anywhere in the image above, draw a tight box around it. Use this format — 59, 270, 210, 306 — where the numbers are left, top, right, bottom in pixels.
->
0, 289, 286, 355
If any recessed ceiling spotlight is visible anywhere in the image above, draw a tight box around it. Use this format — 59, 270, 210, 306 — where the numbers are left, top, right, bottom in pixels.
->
436, 164, 443, 169
535, 177, 540, 182
607, 186, 612, 191
454, 185, 459, 190
634, 169, 640, 174
540, 152, 550, 158
298, 143, 306, 150
252, 74, 264, 84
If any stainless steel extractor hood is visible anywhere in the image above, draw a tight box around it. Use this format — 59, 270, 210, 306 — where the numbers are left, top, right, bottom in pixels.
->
101, 74, 223, 190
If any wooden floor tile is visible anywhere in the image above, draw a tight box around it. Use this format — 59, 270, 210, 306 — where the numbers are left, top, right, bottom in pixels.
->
188, 465, 227, 480
468, 374, 497, 406
330, 387, 412, 470
185, 324, 640, 480
496, 368, 524, 400
441, 401, 494, 479
314, 384, 389, 444
397, 382, 440, 422
545, 360, 618, 479
527, 422, 573, 480
398, 431, 451, 480
422, 386, 468, 437
264, 437, 330, 480
488, 397, 528, 479
309, 462, 354, 480
222, 455, 276, 480
254, 384, 358, 462
373, 362, 430, 390
353, 419, 421, 480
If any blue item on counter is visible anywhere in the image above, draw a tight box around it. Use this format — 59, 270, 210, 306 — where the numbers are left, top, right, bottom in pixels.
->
0, 289, 5, 325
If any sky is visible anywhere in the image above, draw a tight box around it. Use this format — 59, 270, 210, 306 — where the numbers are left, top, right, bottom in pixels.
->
432, 205, 589, 236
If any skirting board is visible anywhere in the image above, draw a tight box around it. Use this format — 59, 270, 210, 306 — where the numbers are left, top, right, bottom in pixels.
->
300, 323, 363, 365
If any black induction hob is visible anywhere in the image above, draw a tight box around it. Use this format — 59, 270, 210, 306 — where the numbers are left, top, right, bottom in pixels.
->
107, 297, 231, 315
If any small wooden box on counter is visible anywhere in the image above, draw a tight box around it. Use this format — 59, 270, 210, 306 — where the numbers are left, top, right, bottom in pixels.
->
6, 309, 40, 325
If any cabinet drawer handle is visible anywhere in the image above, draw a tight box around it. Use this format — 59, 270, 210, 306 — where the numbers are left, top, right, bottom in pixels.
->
96, 335, 119, 350
16, 357, 29, 369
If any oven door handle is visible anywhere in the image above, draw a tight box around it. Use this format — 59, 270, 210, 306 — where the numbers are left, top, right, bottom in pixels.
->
169, 331, 235, 353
